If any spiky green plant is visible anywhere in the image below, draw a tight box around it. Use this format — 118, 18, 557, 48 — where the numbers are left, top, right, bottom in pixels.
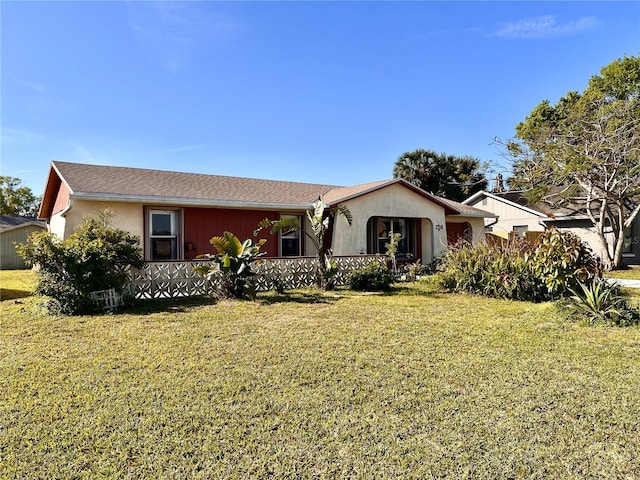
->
567, 279, 639, 326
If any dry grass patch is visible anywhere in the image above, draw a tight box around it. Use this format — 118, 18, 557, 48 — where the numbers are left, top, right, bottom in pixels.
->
0, 269, 36, 301
606, 265, 640, 280
1, 282, 639, 478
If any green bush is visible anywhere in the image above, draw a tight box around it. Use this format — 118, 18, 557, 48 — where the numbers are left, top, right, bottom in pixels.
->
566, 279, 639, 326
348, 262, 395, 292
16, 211, 144, 314
525, 228, 603, 298
401, 260, 433, 281
438, 229, 603, 302
193, 231, 266, 300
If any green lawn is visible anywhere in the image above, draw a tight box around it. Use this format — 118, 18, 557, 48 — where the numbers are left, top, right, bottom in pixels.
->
1, 272, 640, 479
606, 265, 640, 280
0, 268, 37, 301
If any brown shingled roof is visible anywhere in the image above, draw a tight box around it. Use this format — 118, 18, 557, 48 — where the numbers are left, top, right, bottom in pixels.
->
52, 161, 338, 206
437, 197, 498, 217
44, 162, 495, 219
322, 180, 392, 204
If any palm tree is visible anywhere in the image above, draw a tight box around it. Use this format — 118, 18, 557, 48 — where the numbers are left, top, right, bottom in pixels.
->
393, 149, 487, 201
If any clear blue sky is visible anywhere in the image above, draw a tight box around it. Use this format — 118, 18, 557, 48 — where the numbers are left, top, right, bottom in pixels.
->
2, 1, 639, 195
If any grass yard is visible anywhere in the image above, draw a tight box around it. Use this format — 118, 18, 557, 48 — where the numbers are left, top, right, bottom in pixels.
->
1, 271, 640, 479
0, 268, 37, 301
606, 265, 640, 280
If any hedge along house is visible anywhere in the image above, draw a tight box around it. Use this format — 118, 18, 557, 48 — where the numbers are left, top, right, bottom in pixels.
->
38, 161, 494, 264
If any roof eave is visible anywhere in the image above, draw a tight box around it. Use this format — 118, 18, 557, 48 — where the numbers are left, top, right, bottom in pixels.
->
461, 190, 486, 205
448, 212, 498, 219
541, 215, 592, 222
0, 222, 46, 233
70, 192, 312, 211
467, 190, 547, 218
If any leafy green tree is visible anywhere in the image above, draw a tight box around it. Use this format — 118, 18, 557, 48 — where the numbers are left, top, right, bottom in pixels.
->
505, 56, 640, 269
256, 196, 352, 290
193, 232, 267, 299
16, 210, 145, 314
392, 149, 487, 201
1, 176, 41, 216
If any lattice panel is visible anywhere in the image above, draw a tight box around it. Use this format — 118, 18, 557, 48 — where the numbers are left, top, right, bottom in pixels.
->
128, 261, 217, 299
127, 256, 386, 299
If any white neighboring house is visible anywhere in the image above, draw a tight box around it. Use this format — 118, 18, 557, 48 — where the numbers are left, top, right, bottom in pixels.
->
463, 190, 640, 266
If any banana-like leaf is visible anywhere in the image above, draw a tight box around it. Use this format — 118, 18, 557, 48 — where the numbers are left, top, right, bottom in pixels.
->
312, 197, 325, 220
209, 235, 229, 254
254, 217, 300, 236
221, 253, 231, 269
211, 231, 243, 256
333, 203, 353, 225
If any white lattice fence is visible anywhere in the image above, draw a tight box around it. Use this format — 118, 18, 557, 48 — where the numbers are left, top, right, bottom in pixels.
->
127, 256, 386, 299
128, 261, 215, 299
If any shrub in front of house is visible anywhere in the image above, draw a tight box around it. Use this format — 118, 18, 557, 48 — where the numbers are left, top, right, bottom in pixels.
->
525, 228, 604, 298
192, 231, 267, 300
348, 262, 395, 292
16, 211, 144, 315
438, 228, 603, 302
564, 279, 639, 326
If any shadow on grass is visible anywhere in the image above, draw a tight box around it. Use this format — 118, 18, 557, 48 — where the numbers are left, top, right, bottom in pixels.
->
120, 291, 340, 314
382, 284, 447, 297
0, 288, 33, 301
121, 296, 216, 315
100, 282, 445, 315
257, 290, 343, 305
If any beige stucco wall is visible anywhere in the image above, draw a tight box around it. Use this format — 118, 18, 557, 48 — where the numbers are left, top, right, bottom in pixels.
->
331, 183, 448, 263
51, 199, 145, 246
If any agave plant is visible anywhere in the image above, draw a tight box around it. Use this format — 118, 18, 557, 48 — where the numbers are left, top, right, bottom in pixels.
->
567, 279, 638, 326
193, 231, 267, 299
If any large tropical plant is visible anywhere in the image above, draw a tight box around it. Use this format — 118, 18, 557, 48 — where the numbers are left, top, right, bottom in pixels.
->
256, 196, 352, 290
392, 149, 487, 201
193, 232, 267, 299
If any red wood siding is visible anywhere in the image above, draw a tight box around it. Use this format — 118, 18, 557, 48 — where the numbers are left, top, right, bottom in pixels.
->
446, 222, 469, 245
183, 207, 281, 258
52, 181, 70, 215
415, 221, 422, 261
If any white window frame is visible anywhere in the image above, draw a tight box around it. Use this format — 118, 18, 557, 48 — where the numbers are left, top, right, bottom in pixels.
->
513, 225, 528, 238
279, 214, 303, 257
147, 208, 182, 261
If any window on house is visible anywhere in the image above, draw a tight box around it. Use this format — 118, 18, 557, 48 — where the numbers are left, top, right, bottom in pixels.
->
367, 217, 415, 258
280, 214, 303, 257
148, 209, 181, 261
513, 225, 528, 238
623, 227, 634, 254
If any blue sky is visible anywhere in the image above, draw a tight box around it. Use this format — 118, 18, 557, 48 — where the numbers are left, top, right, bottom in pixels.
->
2, 1, 639, 195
